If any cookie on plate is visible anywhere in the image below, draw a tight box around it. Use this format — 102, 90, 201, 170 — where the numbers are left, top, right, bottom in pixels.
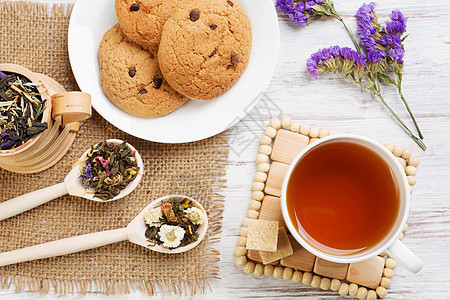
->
98, 24, 187, 118
158, 0, 252, 100
115, 0, 180, 52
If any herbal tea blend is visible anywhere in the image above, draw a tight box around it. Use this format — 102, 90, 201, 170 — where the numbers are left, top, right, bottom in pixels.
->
77, 141, 139, 200
144, 198, 206, 249
0, 70, 47, 150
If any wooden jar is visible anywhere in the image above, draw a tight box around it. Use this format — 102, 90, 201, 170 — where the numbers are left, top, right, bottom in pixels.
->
0, 63, 91, 173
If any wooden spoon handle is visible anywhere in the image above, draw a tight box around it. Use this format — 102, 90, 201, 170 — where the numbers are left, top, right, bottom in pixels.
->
0, 182, 68, 221
0, 228, 129, 267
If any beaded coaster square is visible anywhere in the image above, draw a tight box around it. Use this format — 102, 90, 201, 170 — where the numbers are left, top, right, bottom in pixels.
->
234, 116, 420, 299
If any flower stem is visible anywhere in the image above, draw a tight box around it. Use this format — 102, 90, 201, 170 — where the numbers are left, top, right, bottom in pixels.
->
396, 75, 424, 139
328, 2, 361, 55
333, 71, 426, 150
336, 17, 362, 55
371, 79, 426, 150
374, 89, 426, 150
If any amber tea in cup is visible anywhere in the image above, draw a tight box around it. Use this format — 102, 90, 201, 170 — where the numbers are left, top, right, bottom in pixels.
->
286, 139, 400, 256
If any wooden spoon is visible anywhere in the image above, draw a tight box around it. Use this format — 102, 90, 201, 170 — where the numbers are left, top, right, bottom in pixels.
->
0, 195, 208, 266
0, 139, 144, 221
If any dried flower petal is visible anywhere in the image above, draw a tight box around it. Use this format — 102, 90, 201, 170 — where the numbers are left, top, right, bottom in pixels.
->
276, 0, 331, 27
158, 225, 185, 248
144, 207, 163, 227
379, 34, 402, 48
388, 48, 405, 64
185, 207, 206, 225
356, 2, 379, 51
367, 49, 386, 64
306, 45, 365, 79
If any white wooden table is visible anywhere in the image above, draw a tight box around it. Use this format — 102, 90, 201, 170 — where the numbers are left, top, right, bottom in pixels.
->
2, 0, 450, 299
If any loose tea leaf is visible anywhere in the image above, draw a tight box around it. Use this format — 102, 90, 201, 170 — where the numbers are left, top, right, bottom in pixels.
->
0, 71, 47, 150
78, 141, 140, 200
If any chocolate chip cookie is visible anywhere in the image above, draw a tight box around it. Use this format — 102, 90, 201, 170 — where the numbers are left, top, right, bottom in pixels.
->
115, 0, 180, 52
98, 24, 187, 117
158, 0, 252, 100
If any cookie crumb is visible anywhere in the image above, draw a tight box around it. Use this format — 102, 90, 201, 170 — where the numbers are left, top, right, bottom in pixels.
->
190, 10, 200, 22
130, 3, 140, 11
128, 68, 136, 78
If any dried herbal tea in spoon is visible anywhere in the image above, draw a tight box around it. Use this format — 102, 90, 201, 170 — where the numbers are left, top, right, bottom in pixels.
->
0, 70, 47, 150
76, 141, 139, 200
144, 198, 206, 249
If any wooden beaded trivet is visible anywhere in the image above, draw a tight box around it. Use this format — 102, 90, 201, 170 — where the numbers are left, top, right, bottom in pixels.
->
234, 116, 420, 299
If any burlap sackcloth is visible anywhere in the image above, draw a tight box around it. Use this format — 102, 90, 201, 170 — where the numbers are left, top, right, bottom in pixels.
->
0, 1, 228, 296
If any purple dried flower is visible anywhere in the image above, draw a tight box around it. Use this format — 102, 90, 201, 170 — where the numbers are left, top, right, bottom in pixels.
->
379, 34, 402, 48
356, 2, 377, 28
304, 0, 317, 13
388, 48, 405, 64
341, 47, 357, 61
0, 139, 13, 150
386, 10, 407, 35
356, 2, 376, 23
80, 163, 94, 187
360, 34, 377, 51
356, 2, 379, 51
276, 0, 332, 27
290, 3, 308, 26
318, 47, 332, 61
276, 0, 294, 15
367, 50, 386, 64
355, 54, 367, 67
0, 70, 6, 80
0, 131, 10, 138
0, 132, 14, 150
306, 53, 320, 79
390, 10, 407, 24
386, 20, 406, 35
307, 46, 366, 79
330, 45, 341, 58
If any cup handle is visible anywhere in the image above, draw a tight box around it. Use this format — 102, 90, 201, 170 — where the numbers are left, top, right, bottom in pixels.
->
386, 238, 423, 273
51, 92, 92, 127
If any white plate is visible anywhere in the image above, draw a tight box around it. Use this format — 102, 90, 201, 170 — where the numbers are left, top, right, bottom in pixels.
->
68, 0, 279, 143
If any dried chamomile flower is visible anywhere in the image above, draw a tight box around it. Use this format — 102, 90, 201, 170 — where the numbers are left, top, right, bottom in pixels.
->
185, 207, 206, 225
158, 225, 185, 248
144, 206, 163, 227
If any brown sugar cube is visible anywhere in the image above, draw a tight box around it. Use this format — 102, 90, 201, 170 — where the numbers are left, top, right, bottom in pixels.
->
259, 196, 286, 228
271, 129, 309, 164
264, 162, 290, 197
313, 257, 349, 280
246, 219, 279, 252
247, 250, 279, 265
280, 235, 316, 272
346, 256, 385, 289
259, 227, 293, 264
